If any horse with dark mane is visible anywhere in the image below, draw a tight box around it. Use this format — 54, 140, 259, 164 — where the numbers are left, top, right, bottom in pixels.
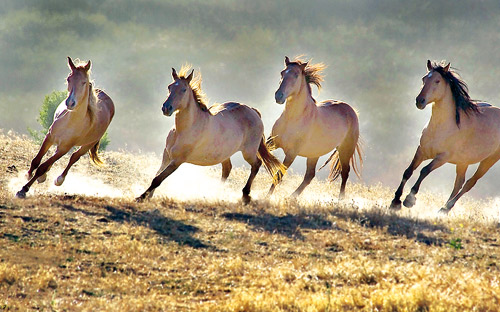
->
391, 60, 500, 213
267, 56, 362, 199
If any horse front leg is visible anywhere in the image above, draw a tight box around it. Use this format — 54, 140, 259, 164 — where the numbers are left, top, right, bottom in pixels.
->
291, 157, 319, 197
403, 154, 447, 208
26, 135, 53, 180
390, 147, 425, 209
136, 160, 181, 202
441, 153, 500, 214
16, 147, 69, 198
54, 142, 96, 186
267, 153, 296, 197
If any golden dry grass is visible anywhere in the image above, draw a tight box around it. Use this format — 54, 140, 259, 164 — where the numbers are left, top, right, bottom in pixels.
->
0, 130, 499, 311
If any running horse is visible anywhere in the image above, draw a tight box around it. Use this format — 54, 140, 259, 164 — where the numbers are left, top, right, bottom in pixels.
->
391, 60, 500, 213
136, 65, 285, 203
267, 56, 362, 199
16, 57, 115, 198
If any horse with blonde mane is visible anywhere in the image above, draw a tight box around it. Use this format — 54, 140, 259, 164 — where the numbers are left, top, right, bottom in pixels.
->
267, 56, 362, 199
16, 57, 115, 198
136, 66, 285, 203
391, 60, 500, 213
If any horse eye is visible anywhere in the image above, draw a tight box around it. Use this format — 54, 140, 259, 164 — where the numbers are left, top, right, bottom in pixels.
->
182, 88, 187, 93
435, 80, 440, 84
294, 73, 298, 78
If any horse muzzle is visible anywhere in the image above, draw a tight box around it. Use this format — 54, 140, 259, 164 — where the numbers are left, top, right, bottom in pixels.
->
415, 97, 427, 110
162, 103, 174, 116
65, 98, 76, 110
275, 90, 285, 104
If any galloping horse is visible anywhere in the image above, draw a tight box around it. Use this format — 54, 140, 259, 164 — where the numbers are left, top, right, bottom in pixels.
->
391, 60, 500, 213
267, 56, 362, 199
16, 57, 115, 198
136, 66, 285, 203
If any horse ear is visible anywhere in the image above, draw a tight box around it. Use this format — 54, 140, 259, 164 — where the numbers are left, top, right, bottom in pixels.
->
172, 68, 179, 80
84, 60, 91, 72
285, 56, 291, 66
300, 62, 308, 71
68, 56, 76, 71
427, 60, 433, 71
186, 69, 194, 83
443, 62, 451, 72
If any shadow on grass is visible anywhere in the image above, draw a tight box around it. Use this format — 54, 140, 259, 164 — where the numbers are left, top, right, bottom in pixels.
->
60, 202, 212, 249
222, 212, 333, 240
223, 206, 448, 246
330, 206, 448, 246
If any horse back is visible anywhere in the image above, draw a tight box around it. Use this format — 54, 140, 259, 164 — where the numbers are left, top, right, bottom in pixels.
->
95, 89, 115, 120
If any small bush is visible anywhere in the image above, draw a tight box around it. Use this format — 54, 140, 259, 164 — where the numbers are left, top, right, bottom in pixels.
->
28, 90, 110, 150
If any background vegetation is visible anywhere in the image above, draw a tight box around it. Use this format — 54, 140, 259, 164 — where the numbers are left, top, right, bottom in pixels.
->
1, 1, 500, 196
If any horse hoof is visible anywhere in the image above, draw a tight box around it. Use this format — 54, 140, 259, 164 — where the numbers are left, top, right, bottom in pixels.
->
136, 195, 146, 203
16, 190, 26, 199
54, 175, 65, 186
403, 193, 416, 208
242, 194, 251, 205
390, 199, 402, 210
438, 207, 451, 215
37, 173, 47, 183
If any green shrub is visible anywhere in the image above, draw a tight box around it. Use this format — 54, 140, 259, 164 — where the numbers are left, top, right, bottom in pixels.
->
28, 90, 110, 150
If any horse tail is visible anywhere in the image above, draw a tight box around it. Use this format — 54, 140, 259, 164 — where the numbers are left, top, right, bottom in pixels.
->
351, 140, 363, 179
265, 135, 278, 152
257, 136, 286, 184
318, 150, 342, 182
318, 140, 363, 182
88, 140, 103, 166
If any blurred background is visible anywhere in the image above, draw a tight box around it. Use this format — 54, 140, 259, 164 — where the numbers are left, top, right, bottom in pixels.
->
1, 0, 500, 198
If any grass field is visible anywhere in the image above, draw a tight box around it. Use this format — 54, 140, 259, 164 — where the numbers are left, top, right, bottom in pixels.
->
1, 130, 499, 311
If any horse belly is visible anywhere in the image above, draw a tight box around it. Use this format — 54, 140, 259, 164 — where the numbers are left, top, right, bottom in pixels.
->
185, 131, 243, 166
298, 120, 347, 158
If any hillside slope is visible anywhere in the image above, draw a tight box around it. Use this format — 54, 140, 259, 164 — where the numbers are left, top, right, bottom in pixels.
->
1, 131, 499, 311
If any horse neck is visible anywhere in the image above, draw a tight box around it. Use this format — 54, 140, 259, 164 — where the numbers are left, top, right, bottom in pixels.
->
175, 95, 209, 132
284, 78, 316, 119
429, 83, 456, 128
73, 84, 96, 124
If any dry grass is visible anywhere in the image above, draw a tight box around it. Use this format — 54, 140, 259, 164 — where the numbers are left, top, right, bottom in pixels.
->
0, 130, 499, 311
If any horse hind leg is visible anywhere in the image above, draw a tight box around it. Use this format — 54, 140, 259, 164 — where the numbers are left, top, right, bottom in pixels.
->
242, 153, 262, 204
55, 143, 95, 186
441, 153, 500, 213
221, 159, 232, 182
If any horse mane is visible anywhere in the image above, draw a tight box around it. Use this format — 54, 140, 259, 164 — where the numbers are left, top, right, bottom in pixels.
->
290, 56, 326, 102
430, 61, 479, 126
179, 64, 210, 113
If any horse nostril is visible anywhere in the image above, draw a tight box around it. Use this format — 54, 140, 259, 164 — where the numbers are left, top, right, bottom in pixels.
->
275, 91, 283, 101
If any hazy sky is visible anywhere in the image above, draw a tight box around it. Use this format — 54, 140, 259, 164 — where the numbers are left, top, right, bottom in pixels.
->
1, 0, 500, 198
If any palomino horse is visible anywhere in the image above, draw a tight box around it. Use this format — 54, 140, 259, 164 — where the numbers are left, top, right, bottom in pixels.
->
136, 66, 285, 203
16, 57, 115, 198
391, 60, 500, 213
267, 56, 362, 199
